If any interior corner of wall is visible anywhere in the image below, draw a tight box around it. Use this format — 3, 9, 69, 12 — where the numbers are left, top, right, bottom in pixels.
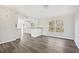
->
74, 40, 79, 48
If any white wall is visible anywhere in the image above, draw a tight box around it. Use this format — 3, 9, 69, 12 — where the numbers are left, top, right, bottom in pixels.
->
39, 14, 75, 39
12, 5, 76, 40
13, 5, 76, 40
75, 7, 79, 48
0, 5, 77, 44
0, 6, 19, 44
5, 5, 78, 40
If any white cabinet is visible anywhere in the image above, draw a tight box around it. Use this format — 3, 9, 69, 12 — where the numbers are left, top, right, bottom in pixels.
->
31, 27, 43, 37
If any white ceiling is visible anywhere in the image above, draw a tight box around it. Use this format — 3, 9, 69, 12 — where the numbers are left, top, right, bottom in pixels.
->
5, 5, 79, 19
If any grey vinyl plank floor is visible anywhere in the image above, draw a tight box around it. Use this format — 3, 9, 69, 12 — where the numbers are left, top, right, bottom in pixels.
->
0, 33, 79, 53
